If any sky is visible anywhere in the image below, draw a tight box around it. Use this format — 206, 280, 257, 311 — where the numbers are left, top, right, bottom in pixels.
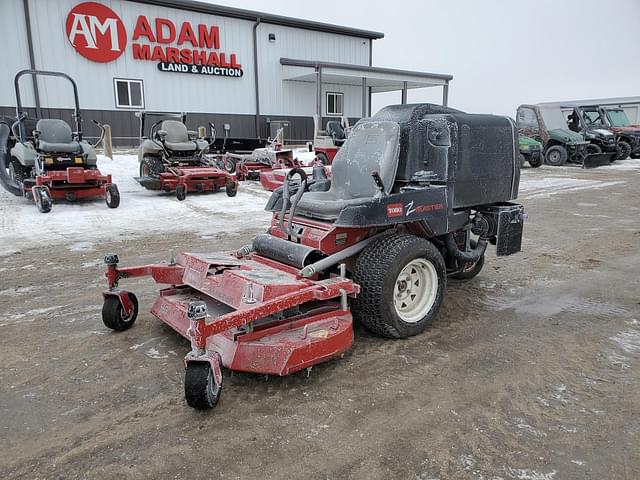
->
212, 0, 640, 116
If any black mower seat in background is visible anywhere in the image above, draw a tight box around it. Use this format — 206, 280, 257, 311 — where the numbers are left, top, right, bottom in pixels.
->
36, 119, 81, 153
296, 121, 400, 220
160, 120, 208, 152
326, 120, 346, 146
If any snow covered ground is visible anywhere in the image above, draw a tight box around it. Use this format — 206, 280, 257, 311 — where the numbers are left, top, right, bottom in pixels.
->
1, 154, 639, 253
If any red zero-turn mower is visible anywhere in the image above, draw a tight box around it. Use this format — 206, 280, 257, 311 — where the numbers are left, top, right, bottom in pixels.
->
101, 104, 526, 409
312, 115, 349, 165
135, 112, 237, 200
0, 70, 118, 213
223, 129, 301, 182
259, 163, 332, 192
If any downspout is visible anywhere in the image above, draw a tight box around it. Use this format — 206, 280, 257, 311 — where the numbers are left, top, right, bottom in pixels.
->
22, 0, 41, 118
252, 18, 261, 139
368, 39, 373, 116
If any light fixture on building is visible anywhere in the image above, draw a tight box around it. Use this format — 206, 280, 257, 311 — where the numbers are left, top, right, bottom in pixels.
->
268, 33, 276, 42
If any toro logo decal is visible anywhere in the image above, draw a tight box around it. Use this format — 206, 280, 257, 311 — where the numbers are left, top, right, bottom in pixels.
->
386, 203, 404, 218
66, 2, 127, 63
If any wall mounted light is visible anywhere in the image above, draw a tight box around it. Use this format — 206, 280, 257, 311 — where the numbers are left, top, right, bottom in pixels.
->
268, 33, 276, 42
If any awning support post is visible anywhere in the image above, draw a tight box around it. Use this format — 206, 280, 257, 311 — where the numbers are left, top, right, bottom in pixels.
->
361, 77, 368, 117
316, 66, 323, 118
401, 81, 408, 104
442, 82, 449, 107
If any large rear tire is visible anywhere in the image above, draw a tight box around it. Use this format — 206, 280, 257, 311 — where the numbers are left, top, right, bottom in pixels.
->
616, 140, 631, 160
352, 233, 446, 339
140, 156, 164, 177
545, 145, 567, 166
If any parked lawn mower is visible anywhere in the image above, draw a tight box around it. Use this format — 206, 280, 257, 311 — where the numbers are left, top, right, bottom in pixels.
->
312, 115, 349, 165
100, 103, 525, 410
223, 128, 300, 181
565, 106, 621, 161
519, 135, 543, 168
136, 112, 237, 200
0, 70, 118, 213
516, 104, 610, 168
597, 106, 640, 159
260, 163, 331, 191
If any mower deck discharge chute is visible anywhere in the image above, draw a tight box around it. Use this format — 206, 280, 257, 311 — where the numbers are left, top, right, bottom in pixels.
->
136, 111, 237, 200
102, 103, 526, 410
1, 70, 118, 213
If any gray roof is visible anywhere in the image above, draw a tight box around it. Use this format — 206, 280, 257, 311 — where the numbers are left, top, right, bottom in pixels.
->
281, 58, 453, 82
538, 96, 640, 107
129, 0, 385, 39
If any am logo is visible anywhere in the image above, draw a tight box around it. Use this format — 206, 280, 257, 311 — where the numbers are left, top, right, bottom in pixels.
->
66, 2, 127, 63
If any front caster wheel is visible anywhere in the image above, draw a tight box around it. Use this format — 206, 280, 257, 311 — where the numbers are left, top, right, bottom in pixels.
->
176, 184, 187, 201
33, 186, 52, 213
185, 362, 222, 409
105, 184, 120, 208
102, 293, 138, 331
225, 182, 238, 197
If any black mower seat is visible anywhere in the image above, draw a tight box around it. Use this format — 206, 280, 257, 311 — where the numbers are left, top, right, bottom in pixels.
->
296, 121, 400, 221
36, 119, 81, 153
160, 120, 208, 152
326, 121, 346, 146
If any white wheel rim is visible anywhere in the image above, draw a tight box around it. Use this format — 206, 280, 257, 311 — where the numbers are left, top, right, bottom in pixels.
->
393, 258, 438, 323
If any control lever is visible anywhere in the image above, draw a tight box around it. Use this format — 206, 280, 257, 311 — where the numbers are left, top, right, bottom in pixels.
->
371, 171, 386, 195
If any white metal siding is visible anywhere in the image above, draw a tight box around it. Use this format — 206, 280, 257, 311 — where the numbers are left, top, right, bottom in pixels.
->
2, 0, 372, 119
25, 0, 257, 113
256, 22, 370, 117
1, 0, 34, 109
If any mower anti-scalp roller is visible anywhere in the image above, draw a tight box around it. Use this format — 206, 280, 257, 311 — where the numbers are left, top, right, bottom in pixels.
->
102, 251, 358, 409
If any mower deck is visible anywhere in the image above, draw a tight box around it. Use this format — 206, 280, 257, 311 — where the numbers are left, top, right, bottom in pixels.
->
136, 165, 237, 196
29, 167, 113, 200
103, 251, 358, 402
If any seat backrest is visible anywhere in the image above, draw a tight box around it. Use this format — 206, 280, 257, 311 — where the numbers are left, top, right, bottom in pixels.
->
160, 120, 189, 143
36, 119, 73, 144
329, 121, 400, 199
326, 121, 345, 140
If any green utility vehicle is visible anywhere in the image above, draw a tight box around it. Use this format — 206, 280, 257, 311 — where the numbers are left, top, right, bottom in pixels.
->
516, 104, 612, 168
519, 135, 543, 168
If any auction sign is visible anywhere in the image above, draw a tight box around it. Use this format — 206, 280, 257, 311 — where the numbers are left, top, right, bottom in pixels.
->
66, 2, 243, 77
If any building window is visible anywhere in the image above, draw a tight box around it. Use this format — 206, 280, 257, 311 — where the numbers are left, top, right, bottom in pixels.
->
326, 92, 344, 116
114, 78, 144, 109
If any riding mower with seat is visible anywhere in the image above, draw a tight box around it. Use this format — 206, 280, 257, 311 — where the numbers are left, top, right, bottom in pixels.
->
312, 115, 349, 165
0, 70, 118, 213
100, 103, 525, 409
223, 128, 300, 182
136, 112, 237, 200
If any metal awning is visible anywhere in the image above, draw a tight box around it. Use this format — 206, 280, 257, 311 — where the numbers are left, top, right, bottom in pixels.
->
280, 58, 453, 116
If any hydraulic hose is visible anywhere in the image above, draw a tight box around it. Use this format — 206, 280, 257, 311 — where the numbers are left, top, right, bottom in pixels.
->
444, 233, 487, 263
299, 233, 383, 278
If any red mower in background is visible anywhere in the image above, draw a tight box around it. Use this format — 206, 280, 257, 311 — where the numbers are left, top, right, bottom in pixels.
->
312, 115, 349, 165
222, 127, 301, 182
135, 112, 237, 200
100, 104, 526, 410
0, 70, 118, 213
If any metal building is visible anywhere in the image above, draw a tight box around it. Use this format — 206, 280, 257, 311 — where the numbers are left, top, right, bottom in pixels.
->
1, 0, 452, 145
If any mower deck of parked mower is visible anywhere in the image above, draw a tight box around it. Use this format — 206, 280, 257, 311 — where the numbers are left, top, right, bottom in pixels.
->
136, 111, 237, 200
0, 70, 119, 213
101, 103, 525, 410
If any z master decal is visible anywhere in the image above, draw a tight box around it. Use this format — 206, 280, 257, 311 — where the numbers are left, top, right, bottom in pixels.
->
405, 200, 445, 215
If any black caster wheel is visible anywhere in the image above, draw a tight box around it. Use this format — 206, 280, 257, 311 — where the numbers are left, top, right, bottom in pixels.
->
185, 362, 222, 409
102, 293, 138, 331
33, 187, 52, 213
225, 182, 238, 197
105, 184, 120, 208
176, 184, 187, 201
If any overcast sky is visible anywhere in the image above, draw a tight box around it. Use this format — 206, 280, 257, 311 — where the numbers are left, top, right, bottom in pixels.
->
215, 0, 640, 116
